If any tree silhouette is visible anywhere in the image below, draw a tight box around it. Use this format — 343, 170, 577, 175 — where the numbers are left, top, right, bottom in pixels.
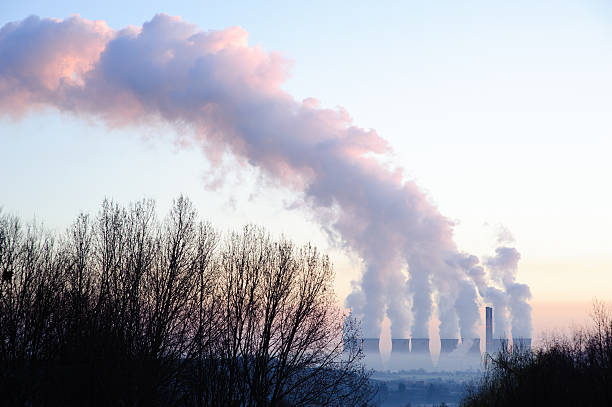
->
461, 301, 612, 406
0, 198, 375, 407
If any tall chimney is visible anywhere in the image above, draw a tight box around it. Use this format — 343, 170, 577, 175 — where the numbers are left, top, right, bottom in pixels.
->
485, 307, 493, 353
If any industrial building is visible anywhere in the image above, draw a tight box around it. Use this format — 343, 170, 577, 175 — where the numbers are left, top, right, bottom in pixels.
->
391, 338, 411, 354
355, 306, 530, 371
440, 338, 459, 353
361, 337, 380, 354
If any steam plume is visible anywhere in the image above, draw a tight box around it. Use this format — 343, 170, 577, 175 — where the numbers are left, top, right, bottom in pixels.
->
0, 14, 518, 340
485, 247, 533, 338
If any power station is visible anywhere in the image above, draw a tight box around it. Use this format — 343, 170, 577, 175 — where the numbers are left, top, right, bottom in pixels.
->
353, 306, 531, 371
391, 338, 410, 354
440, 338, 459, 353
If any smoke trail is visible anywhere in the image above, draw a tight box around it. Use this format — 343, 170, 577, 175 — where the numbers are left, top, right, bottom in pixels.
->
455, 238, 532, 341
0, 14, 482, 339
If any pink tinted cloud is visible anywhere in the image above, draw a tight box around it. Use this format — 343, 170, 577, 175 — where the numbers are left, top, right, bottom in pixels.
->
0, 15, 112, 114
0, 14, 531, 340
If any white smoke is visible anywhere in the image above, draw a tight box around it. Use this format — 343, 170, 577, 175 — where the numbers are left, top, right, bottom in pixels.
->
0, 14, 531, 342
485, 246, 533, 338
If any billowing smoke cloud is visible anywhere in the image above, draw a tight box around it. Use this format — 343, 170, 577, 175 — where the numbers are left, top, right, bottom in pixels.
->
0, 14, 526, 341
448, 253, 485, 340
455, 280, 480, 340
485, 247, 533, 338
453, 242, 532, 341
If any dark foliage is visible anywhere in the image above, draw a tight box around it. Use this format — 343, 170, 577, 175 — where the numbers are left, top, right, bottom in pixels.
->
0, 197, 376, 407
461, 302, 612, 407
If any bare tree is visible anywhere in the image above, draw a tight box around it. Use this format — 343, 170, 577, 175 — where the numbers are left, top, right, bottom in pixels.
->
0, 197, 375, 407
204, 226, 374, 406
462, 300, 612, 406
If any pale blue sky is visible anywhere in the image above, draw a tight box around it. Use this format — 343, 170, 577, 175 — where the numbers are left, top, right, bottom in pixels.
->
1, 1, 611, 332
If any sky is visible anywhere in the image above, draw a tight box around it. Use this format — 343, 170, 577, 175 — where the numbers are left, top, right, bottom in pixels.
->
1, 0, 611, 342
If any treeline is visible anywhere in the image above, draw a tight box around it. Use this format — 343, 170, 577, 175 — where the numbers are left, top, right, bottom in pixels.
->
461, 302, 612, 406
0, 197, 375, 407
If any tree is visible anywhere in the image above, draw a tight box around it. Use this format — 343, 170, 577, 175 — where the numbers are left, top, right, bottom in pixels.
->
0, 197, 375, 406
199, 225, 373, 406
461, 301, 612, 406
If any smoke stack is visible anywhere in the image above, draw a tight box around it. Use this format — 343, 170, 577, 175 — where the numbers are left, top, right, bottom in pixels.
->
485, 307, 493, 353
361, 338, 380, 354
391, 338, 411, 354
512, 337, 532, 352
411, 338, 430, 354
440, 338, 459, 353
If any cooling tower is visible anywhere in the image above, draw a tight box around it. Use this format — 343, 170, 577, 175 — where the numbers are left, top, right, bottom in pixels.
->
411, 338, 430, 354
440, 338, 459, 353
491, 338, 508, 354
409, 338, 433, 370
391, 338, 411, 354
389, 338, 411, 371
361, 337, 382, 370
512, 337, 532, 352
361, 338, 380, 354
468, 338, 481, 355
485, 306, 493, 353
